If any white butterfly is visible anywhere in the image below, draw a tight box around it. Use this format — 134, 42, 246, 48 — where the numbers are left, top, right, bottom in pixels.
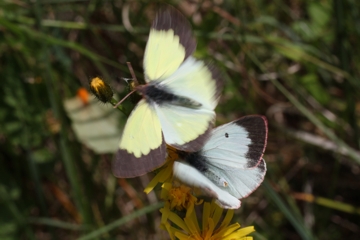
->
112, 7, 223, 178
173, 115, 268, 209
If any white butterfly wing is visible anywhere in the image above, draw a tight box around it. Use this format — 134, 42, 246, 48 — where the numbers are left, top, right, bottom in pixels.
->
173, 162, 241, 209
202, 116, 268, 169
205, 159, 266, 200
173, 116, 268, 208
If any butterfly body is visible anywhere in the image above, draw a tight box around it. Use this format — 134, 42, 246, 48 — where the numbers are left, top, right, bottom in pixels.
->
138, 83, 202, 109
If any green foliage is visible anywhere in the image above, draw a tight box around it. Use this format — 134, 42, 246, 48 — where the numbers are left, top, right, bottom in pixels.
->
0, 0, 359, 239
300, 73, 330, 104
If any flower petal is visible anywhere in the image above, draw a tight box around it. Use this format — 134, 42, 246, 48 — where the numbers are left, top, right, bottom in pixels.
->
215, 223, 241, 238
144, 165, 172, 194
218, 209, 234, 230
222, 226, 255, 240
212, 203, 224, 227
160, 205, 171, 225
185, 208, 201, 235
163, 221, 175, 240
202, 201, 211, 232
167, 210, 190, 233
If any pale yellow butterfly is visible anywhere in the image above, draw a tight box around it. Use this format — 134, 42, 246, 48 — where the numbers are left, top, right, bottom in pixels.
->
113, 6, 223, 178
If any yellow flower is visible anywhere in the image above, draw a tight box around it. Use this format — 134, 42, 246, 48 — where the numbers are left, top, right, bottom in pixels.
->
144, 146, 254, 239
163, 200, 255, 240
144, 145, 178, 194
161, 182, 203, 218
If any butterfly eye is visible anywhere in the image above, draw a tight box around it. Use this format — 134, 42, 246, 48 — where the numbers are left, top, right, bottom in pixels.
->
225, 133, 229, 138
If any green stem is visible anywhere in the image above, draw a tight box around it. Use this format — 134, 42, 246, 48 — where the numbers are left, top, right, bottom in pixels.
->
77, 202, 163, 240
28, 217, 92, 231
263, 180, 315, 240
271, 79, 360, 164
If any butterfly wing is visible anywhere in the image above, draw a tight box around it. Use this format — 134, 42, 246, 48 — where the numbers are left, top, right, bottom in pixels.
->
173, 116, 268, 208
173, 161, 241, 209
159, 56, 223, 110
144, 7, 196, 82
201, 115, 268, 169
152, 57, 222, 153
200, 116, 267, 200
153, 56, 223, 152
206, 158, 266, 200
113, 99, 166, 178
173, 158, 266, 209
154, 103, 215, 152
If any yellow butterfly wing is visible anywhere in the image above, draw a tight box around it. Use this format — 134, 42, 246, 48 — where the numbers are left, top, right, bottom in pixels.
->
113, 99, 166, 178
143, 7, 196, 81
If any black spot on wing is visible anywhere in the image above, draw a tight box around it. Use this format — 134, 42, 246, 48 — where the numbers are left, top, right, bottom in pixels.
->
152, 6, 196, 60
112, 141, 166, 178
234, 115, 268, 168
225, 133, 229, 138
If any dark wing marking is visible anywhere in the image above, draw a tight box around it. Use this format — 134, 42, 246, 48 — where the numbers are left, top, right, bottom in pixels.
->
153, 6, 196, 60
234, 115, 268, 168
112, 141, 166, 178
206, 63, 224, 103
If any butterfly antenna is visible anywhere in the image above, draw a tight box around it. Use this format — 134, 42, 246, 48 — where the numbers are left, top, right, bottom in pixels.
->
126, 62, 139, 87
113, 62, 139, 108
113, 89, 137, 108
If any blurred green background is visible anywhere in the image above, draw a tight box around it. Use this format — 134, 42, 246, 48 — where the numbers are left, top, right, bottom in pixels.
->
1, 0, 360, 239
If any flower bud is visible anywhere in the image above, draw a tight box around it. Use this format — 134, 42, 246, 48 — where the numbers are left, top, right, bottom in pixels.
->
89, 77, 113, 103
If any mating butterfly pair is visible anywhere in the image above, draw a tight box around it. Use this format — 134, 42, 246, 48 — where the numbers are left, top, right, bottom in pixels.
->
112, 7, 268, 209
